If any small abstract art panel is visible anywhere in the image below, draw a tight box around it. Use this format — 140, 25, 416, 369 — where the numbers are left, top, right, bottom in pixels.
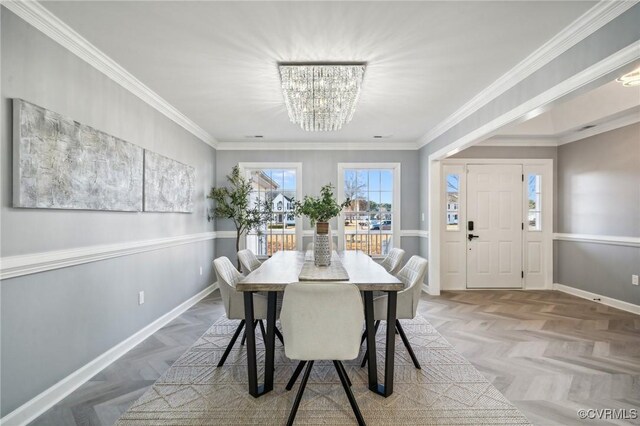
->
13, 99, 144, 211
144, 151, 195, 213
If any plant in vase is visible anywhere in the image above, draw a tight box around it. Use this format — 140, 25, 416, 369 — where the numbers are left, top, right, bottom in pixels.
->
293, 184, 350, 266
207, 165, 272, 271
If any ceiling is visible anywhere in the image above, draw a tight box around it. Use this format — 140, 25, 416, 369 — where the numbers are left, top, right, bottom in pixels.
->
488, 78, 640, 145
42, 1, 597, 145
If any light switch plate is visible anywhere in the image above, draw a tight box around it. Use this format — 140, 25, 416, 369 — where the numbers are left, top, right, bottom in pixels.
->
139, 291, 145, 305
633, 275, 639, 286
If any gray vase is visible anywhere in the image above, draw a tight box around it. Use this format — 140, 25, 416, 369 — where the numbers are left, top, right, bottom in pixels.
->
314, 222, 332, 266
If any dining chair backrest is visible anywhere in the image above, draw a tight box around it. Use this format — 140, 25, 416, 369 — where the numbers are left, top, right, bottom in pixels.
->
397, 256, 429, 317
380, 248, 405, 274
213, 256, 245, 318
237, 249, 261, 274
281, 282, 364, 361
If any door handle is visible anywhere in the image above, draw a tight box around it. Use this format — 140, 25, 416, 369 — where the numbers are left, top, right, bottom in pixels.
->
468, 234, 479, 241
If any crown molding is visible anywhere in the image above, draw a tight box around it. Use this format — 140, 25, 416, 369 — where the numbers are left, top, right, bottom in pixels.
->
3, 1, 218, 149
480, 110, 640, 147
417, 0, 637, 149
429, 40, 640, 161
558, 111, 640, 145
216, 140, 418, 151
479, 136, 559, 147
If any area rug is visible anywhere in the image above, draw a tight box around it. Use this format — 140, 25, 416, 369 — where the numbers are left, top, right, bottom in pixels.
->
117, 315, 530, 425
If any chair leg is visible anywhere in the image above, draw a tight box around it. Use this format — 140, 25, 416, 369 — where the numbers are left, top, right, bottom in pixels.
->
241, 321, 258, 346
217, 320, 245, 368
258, 320, 267, 342
396, 320, 421, 369
360, 320, 381, 368
285, 361, 307, 391
360, 320, 380, 346
334, 361, 366, 426
338, 360, 352, 387
274, 326, 285, 345
286, 361, 314, 426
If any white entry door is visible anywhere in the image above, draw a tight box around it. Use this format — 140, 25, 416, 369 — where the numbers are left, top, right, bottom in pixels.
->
466, 164, 523, 288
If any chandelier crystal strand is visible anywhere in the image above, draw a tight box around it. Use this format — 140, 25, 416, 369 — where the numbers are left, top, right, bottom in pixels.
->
279, 64, 366, 131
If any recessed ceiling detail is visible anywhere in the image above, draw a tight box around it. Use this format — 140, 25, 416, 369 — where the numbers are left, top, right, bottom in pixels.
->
279, 63, 366, 132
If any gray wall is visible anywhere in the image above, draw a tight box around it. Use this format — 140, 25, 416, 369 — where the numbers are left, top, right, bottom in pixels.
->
555, 123, 640, 304
417, 5, 640, 265
215, 150, 421, 266
0, 9, 216, 416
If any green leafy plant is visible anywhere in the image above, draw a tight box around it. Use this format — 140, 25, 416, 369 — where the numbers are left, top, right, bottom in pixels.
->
293, 184, 350, 227
207, 165, 272, 270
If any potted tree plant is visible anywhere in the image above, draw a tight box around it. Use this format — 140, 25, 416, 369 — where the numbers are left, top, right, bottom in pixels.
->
208, 165, 272, 270
293, 184, 350, 266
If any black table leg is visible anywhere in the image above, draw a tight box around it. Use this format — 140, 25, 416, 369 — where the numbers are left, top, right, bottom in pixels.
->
243, 291, 262, 397
363, 291, 379, 393
363, 290, 397, 397
263, 291, 277, 393
383, 290, 397, 396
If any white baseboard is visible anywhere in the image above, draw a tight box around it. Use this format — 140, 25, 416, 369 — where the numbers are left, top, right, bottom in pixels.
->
553, 283, 640, 315
0, 283, 219, 426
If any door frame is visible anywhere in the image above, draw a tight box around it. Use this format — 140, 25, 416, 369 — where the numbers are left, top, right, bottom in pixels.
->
435, 158, 553, 292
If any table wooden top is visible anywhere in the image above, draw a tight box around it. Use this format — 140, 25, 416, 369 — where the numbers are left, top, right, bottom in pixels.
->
237, 250, 404, 292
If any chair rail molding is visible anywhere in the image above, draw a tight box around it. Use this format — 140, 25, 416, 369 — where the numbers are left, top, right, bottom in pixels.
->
2, 0, 218, 148
417, 0, 637, 148
0, 282, 218, 426
553, 233, 640, 248
0, 232, 217, 280
400, 230, 429, 238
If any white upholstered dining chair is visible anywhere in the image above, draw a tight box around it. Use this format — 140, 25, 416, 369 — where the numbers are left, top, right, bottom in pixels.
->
361, 255, 428, 370
281, 282, 366, 426
379, 247, 405, 275
213, 256, 281, 367
237, 249, 262, 275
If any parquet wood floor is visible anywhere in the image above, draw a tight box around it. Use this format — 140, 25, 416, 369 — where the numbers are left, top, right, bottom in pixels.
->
31, 290, 639, 425
419, 290, 640, 425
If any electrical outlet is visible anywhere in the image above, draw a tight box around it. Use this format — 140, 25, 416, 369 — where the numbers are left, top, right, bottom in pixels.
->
138, 291, 145, 305
200, 266, 203, 276
633, 275, 639, 286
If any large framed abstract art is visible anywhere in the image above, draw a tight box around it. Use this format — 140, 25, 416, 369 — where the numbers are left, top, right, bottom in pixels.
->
13, 99, 144, 212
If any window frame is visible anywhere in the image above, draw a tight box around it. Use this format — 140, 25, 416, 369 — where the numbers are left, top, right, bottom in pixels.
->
337, 162, 401, 257
237, 162, 303, 256
527, 173, 542, 232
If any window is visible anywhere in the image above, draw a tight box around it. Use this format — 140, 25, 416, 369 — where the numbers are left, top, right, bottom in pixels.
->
244, 167, 299, 256
528, 174, 542, 231
446, 174, 460, 231
341, 166, 397, 256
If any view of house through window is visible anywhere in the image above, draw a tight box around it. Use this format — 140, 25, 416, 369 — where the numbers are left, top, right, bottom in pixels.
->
528, 174, 542, 231
245, 168, 297, 256
446, 174, 460, 231
342, 168, 394, 256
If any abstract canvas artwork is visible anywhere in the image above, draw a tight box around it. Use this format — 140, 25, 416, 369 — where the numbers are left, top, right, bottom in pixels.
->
143, 150, 195, 213
13, 99, 144, 211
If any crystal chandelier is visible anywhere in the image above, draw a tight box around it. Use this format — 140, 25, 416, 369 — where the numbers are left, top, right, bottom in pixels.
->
279, 63, 366, 132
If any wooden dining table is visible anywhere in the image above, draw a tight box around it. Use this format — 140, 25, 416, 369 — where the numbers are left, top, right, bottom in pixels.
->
236, 250, 404, 399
